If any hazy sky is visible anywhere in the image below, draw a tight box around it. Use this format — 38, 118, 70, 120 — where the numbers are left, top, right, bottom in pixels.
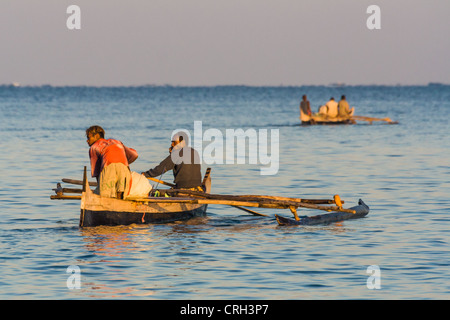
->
1, 0, 449, 86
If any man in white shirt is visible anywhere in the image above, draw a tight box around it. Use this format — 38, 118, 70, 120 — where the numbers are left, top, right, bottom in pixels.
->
325, 97, 338, 117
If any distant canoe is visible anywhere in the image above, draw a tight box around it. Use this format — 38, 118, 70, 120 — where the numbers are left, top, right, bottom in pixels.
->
275, 199, 369, 226
301, 117, 356, 125
300, 109, 398, 125
300, 108, 356, 125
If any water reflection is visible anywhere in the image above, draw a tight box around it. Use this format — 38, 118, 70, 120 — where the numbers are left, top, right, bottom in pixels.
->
80, 224, 155, 258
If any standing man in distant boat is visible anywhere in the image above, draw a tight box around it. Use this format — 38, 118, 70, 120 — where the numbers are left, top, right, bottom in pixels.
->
141, 132, 203, 191
325, 97, 339, 117
86, 125, 138, 199
338, 95, 354, 118
299, 95, 312, 122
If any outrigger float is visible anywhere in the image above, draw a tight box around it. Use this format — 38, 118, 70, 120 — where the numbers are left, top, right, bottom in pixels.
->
51, 167, 370, 227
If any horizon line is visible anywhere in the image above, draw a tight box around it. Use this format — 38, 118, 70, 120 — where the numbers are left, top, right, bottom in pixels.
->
2, 82, 449, 88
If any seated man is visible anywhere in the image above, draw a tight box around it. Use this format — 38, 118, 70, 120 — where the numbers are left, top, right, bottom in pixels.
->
325, 97, 338, 117
86, 125, 138, 199
338, 95, 354, 118
142, 132, 203, 191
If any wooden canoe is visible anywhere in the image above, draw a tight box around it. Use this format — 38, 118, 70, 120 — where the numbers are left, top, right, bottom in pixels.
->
300, 108, 356, 125
300, 108, 397, 125
52, 167, 369, 227
301, 117, 355, 125
78, 167, 211, 227
275, 199, 369, 226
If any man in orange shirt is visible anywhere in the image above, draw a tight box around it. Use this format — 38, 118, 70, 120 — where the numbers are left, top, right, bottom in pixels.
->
86, 125, 138, 199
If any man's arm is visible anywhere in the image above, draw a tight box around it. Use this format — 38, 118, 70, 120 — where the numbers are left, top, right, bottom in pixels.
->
142, 154, 174, 178
89, 147, 100, 177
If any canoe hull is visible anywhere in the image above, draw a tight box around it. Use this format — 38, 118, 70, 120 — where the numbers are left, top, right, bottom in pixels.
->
275, 199, 369, 226
300, 108, 356, 125
301, 119, 355, 125
80, 189, 208, 227
80, 167, 211, 227
80, 205, 208, 227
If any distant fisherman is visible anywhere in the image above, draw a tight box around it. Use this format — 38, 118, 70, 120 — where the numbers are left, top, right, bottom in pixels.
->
299, 94, 312, 122
86, 125, 138, 199
338, 95, 354, 118
325, 97, 338, 118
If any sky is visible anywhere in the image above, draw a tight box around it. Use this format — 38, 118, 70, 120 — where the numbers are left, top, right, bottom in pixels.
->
1, 0, 449, 86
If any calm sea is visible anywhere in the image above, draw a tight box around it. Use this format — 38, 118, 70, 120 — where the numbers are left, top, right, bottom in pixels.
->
0, 85, 449, 300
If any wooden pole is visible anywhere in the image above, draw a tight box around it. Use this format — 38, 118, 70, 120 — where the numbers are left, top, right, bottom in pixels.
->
62, 178, 97, 186
351, 115, 398, 124
57, 174, 356, 215
50, 192, 355, 213
232, 206, 269, 217
146, 177, 175, 187
51, 195, 82, 200
60, 178, 344, 206
169, 189, 343, 205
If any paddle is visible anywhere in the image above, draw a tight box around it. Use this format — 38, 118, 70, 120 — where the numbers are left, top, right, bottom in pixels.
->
231, 206, 269, 217
146, 176, 175, 187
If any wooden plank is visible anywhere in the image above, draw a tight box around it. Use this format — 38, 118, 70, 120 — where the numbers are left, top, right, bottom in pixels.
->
126, 197, 355, 213
61, 188, 83, 194
51, 192, 335, 212
170, 190, 354, 213
51, 195, 82, 200
62, 178, 97, 186
168, 189, 343, 205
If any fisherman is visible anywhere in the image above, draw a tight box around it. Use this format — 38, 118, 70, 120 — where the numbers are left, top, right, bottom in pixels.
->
337, 95, 354, 118
86, 125, 138, 199
141, 132, 203, 191
299, 95, 312, 122
325, 97, 339, 117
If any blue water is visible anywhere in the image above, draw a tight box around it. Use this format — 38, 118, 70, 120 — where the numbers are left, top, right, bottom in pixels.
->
0, 85, 449, 299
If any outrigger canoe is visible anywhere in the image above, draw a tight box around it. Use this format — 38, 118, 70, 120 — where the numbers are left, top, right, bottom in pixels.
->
51, 167, 370, 227
300, 108, 355, 125
300, 109, 398, 125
